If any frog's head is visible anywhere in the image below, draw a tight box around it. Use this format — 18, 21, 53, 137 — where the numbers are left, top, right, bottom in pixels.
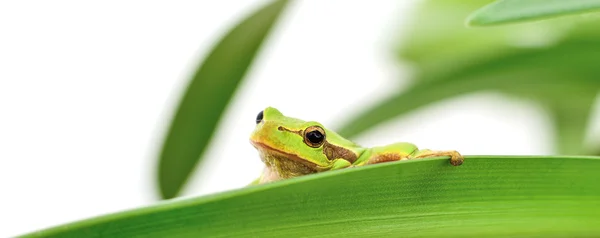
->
250, 107, 363, 179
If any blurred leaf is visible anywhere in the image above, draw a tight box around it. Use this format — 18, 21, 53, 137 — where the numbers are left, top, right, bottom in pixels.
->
339, 40, 600, 148
22, 156, 600, 237
397, 0, 584, 74
397, 0, 504, 71
546, 94, 597, 155
338, 0, 600, 155
467, 0, 600, 26
157, 0, 289, 199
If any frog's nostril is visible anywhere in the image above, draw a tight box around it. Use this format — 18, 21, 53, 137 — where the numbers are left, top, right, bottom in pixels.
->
277, 126, 284, 131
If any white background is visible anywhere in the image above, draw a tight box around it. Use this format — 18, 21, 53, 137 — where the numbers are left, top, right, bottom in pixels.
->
1, 0, 599, 237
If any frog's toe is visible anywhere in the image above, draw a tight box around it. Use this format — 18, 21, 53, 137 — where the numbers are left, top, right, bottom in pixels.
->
449, 152, 464, 166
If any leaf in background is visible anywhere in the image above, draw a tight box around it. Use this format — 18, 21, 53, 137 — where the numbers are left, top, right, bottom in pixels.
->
339, 41, 600, 151
337, 0, 600, 155
21, 156, 600, 237
546, 94, 597, 155
467, 0, 600, 26
157, 0, 289, 199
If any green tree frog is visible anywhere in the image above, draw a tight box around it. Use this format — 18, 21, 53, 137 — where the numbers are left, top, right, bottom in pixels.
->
250, 107, 464, 184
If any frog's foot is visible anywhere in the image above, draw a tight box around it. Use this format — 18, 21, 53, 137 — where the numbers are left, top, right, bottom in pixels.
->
411, 149, 464, 166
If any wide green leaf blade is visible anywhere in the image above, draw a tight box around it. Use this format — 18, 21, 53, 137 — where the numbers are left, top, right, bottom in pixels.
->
337, 0, 600, 153
21, 156, 600, 237
157, 0, 289, 199
337, 40, 600, 144
545, 94, 597, 155
467, 0, 600, 26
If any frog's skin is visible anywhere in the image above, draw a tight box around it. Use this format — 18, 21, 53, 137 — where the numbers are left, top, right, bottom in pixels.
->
249, 107, 464, 184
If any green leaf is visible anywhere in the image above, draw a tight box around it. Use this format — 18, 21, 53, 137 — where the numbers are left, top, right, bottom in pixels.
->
338, 0, 600, 155
545, 94, 597, 155
338, 40, 600, 148
157, 0, 289, 199
21, 156, 600, 237
467, 0, 600, 26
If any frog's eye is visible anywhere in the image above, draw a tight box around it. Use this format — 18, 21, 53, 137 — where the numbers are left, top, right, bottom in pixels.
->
303, 126, 326, 148
256, 110, 264, 124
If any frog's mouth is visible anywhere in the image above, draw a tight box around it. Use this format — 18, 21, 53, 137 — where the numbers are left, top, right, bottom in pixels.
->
250, 140, 320, 178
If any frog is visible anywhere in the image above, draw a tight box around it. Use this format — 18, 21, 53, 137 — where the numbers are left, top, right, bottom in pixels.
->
249, 107, 463, 184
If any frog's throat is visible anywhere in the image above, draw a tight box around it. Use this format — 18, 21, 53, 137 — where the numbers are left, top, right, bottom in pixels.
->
250, 140, 321, 176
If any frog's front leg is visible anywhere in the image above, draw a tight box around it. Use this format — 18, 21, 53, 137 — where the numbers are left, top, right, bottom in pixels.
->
322, 158, 352, 171
363, 142, 464, 166
411, 149, 464, 166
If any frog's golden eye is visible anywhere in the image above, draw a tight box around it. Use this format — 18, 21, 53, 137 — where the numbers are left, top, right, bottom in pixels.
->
303, 126, 326, 148
256, 110, 264, 124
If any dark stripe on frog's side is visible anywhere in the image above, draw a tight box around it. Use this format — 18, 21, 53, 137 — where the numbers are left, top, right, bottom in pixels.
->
277, 126, 302, 135
322, 141, 358, 163
278, 126, 358, 163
